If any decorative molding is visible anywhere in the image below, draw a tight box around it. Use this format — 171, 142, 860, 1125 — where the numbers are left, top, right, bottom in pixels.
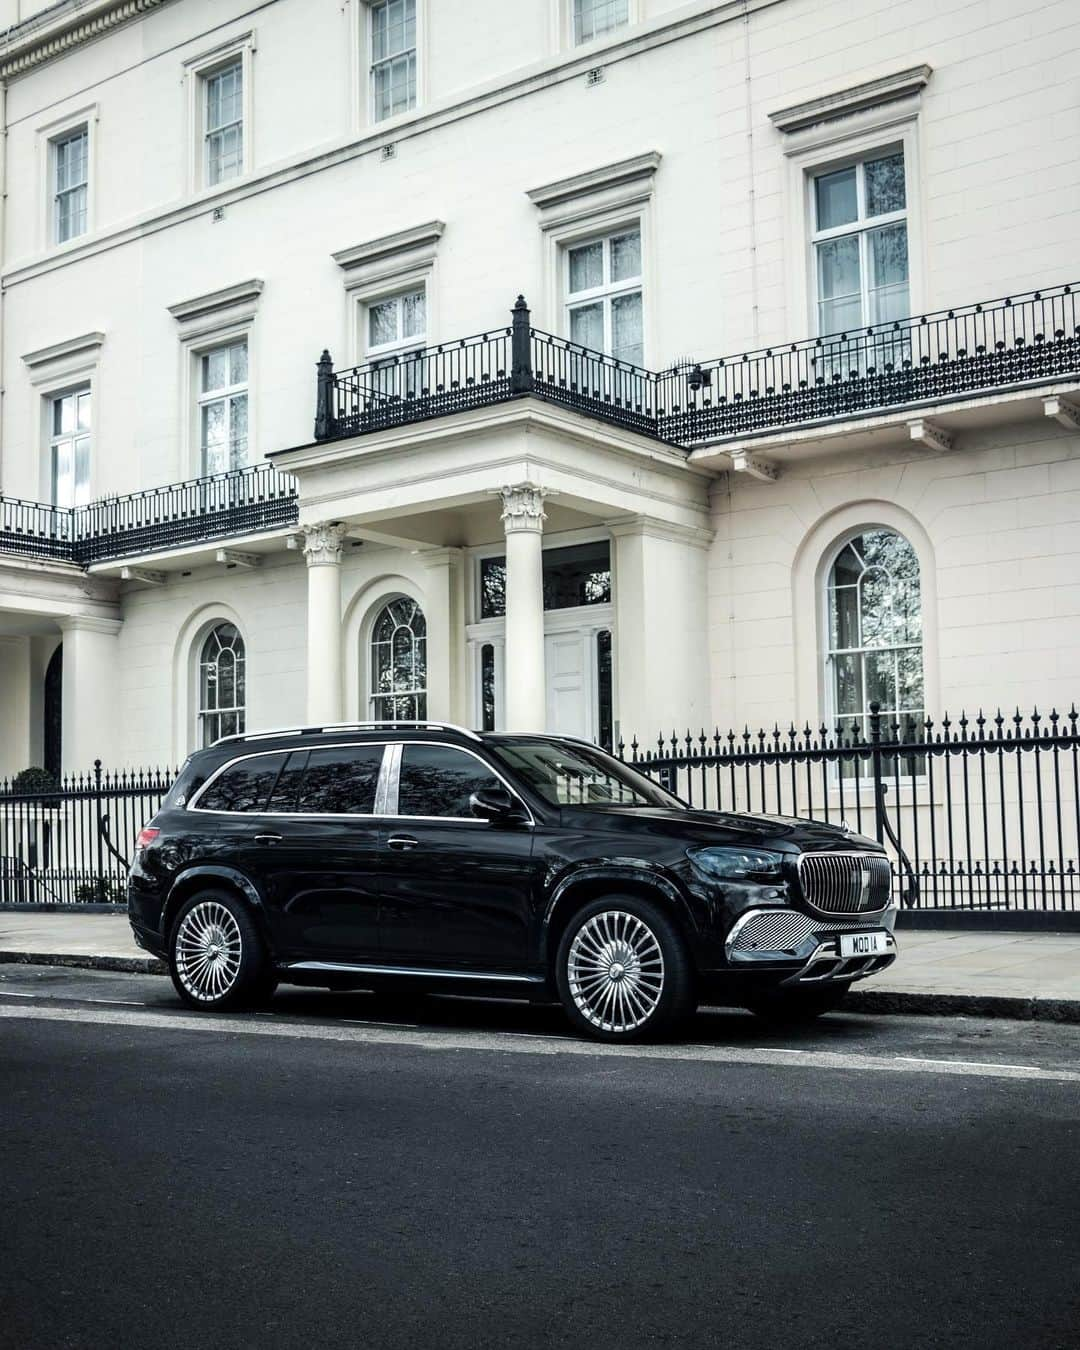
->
768, 65, 933, 135
22, 332, 106, 370
730, 450, 779, 482
215, 549, 261, 569
606, 514, 713, 548
167, 279, 264, 326
907, 418, 953, 453
120, 566, 167, 586
301, 522, 348, 567
527, 151, 661, 230
0, 0, 173, 80
1044, 396, 1080, 432
333, 221, 445, 282
499, 483, 548, 534
58, 614, 124, 635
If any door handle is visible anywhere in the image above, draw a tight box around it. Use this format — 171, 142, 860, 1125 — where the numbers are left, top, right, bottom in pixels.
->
387, 834, 419, 851
255, 833, 283, 846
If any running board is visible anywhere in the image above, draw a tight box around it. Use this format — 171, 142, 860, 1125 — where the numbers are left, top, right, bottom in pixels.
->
284, 960, 545, 984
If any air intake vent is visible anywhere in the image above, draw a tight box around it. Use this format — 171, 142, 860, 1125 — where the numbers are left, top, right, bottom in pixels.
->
585, 67, 605, 86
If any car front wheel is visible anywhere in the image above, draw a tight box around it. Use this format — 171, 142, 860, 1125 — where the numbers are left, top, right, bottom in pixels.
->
556, 896, 695, 1042
168, 890, 269, 1011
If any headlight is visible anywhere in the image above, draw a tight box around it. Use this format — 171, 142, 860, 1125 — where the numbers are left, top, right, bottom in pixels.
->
687, 846, 785, 881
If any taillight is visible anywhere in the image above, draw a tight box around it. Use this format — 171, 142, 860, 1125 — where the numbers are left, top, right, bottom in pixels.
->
135, 826, 160, 853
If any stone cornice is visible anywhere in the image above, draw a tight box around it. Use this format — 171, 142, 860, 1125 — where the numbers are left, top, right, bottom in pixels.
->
167, 278, 264, 325
768, 65, 933, 134
526, 151, 662, 211
332, 221, 445, 275
22, 331, 105, 369
0, 0, 174, 80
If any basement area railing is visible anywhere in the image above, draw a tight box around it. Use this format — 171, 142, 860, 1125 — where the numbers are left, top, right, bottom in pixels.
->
313, 283, 1080, 446
0, 463, 298, 567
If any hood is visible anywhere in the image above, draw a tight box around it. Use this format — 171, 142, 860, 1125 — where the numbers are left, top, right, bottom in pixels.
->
571, 804, 882, 852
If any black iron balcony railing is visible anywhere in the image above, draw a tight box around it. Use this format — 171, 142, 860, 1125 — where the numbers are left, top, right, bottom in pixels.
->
0, 463, 297, 568
313, 284, 1080, 447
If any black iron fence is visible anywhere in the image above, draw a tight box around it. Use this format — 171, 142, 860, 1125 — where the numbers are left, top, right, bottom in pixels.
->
0, 463, 297, 568
314, 284, 1080, 449
625, 704, 1080, 915
0, 763, 173, 905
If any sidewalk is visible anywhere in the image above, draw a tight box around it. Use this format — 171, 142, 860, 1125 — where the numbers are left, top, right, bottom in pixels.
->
1, 912, 1078, 1021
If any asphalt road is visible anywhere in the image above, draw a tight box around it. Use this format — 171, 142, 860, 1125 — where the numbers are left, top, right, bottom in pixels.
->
2, 966, 1079, 1350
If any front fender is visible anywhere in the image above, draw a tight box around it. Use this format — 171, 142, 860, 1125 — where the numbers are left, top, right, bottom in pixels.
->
540, 861, 704, 964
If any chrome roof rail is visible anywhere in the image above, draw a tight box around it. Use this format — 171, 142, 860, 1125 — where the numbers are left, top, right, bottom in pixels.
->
211, 720, 483, 747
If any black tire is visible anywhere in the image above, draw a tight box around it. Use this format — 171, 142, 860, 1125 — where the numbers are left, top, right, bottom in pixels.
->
744, 982, 852, 1026
167, 889, 270, 1011
555, 894, 696, 1043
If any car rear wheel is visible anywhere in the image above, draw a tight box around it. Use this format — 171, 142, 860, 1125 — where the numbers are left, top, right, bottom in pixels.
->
168, 890, 269, 1011
556, 896, 695, 1042
744, 982, 852, 1025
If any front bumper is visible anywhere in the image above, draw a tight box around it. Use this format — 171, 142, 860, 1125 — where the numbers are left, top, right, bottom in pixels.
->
723, 905, 898, 985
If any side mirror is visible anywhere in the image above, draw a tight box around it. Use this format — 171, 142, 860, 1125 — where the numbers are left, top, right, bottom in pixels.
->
470, 785, 526, 824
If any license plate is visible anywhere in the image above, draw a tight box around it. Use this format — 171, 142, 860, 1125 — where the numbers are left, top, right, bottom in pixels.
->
839, 930, 890, 958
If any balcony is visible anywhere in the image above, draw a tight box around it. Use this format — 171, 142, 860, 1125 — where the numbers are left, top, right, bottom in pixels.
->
0, 463, 297, 569
314, 283, 1080, 451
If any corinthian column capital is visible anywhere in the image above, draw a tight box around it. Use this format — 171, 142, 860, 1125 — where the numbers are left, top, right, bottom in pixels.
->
499, 483, 547, 535
301, 521, 347, 567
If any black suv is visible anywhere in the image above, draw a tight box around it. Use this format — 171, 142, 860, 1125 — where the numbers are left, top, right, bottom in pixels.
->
128, 722, 898, 1041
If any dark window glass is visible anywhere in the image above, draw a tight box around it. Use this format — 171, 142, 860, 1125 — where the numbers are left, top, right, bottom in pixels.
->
397, 744, 501, 818
481, 643, 496, 732
266, 751, 309, 812
480, 542, 611, 619
198, 753, 286, 813
296, 745, 385, 814
596, 629, 613, 752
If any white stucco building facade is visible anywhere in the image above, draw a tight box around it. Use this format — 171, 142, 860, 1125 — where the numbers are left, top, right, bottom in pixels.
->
0, 0, 1077, 778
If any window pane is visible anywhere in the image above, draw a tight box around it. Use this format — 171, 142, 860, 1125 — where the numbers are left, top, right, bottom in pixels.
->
229, 342, 248, 385
859, 566, 895, 647
569, 301, 604, 352
611, 290, 643, 366
229, 394, 249, 468
829, 585, 859, 650
55, 393, 75, 435
199, 754, 284, 813
866, 650, 897, 711
202, 349, 229, 394
865, 151, 905, 217
266, 751, 309, 812
202, 402, 227, 474
833, 652, 863, 718
574, 0, 630, 43
541, 541, 611, 610
369, 298, 399, 347
596, 630, 613, 752
76, 390, 92, 431
296, 746, 385, 814
401, 290, 425, 339
610, 230, 641, 283
73, 436, 91, 505
568, 241, 603, 294
480, 645, 496, 733
868, 223, 909, 324
815, 166, 858, 230
207, 124, 243, 184
480, 556, 506, 619
897, 647, 924, 712
817, 235, 862, 334
396, 744, 500, 818
206, 64, 242, 132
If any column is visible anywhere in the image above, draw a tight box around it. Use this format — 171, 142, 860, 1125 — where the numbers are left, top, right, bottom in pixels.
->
0, 638, 33, 777
500, 483, 547, 733
303, 522, 347, 725
420, 547, 465, 722
59, 616, 123, 774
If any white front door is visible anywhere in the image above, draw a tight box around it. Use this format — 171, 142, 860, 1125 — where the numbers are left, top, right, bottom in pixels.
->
545, 630, 589, 739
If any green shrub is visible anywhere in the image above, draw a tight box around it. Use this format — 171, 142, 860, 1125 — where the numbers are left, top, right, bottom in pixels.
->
11, 766, 59, 794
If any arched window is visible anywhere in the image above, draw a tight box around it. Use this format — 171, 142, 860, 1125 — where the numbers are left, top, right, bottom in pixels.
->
826, 529, 923, 742
370, 598, 427, 721
199, 622, 246, 746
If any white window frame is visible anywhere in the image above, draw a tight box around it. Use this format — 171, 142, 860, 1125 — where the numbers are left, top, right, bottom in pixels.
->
36, 106, 98, 251
183, 35, 256, 194
51, 126, 90, 245
197, 621, 247, 747
809, 146, 909, 336
46, 386, 93, 508
555, 0, 639, 50
569, 0, 634, 47
196, 338, 250, 478
364, 0, 424, 127
368, 595, 428, 721
364, 285, 427, 359
564, 225, 644, 365
203, 59, 245, 188
23, 339, 103, 504
781, 113, 924, 340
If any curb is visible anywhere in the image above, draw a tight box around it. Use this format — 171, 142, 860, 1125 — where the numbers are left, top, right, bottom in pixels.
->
2, 950, 1079, 1023
0, 951, 166, 976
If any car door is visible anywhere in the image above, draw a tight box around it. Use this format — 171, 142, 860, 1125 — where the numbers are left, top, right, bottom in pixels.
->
377, 741, 539, 970
247, 742, 387, 960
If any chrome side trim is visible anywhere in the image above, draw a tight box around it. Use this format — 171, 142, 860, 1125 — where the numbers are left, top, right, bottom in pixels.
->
284, 960, 545, 984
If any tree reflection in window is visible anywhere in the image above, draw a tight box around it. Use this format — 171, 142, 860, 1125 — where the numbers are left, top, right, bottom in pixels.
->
199, 622, 246, 746
371, 597, 427, 720
827, 529, 924, 775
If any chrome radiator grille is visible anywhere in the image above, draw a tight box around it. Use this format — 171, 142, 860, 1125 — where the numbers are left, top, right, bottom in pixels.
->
730, 909, 883, 954
797, 851, 893, 915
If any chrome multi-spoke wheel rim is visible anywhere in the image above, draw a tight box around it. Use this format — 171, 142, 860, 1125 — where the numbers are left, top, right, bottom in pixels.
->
175, 901, 243, 1003
567, 910, 665, 1033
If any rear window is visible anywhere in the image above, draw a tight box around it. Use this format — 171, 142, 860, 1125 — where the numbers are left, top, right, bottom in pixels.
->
196, 753, 287, 813
293, 745, 385, 814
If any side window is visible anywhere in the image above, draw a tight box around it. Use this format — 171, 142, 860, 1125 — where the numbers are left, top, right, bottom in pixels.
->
294, 745, 385, 814
197, 753, 286, 812
396, 744, 502, 819
265, 750, 310, 812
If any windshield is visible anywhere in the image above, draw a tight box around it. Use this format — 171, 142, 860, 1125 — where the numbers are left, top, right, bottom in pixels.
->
492, 740, 682, 809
